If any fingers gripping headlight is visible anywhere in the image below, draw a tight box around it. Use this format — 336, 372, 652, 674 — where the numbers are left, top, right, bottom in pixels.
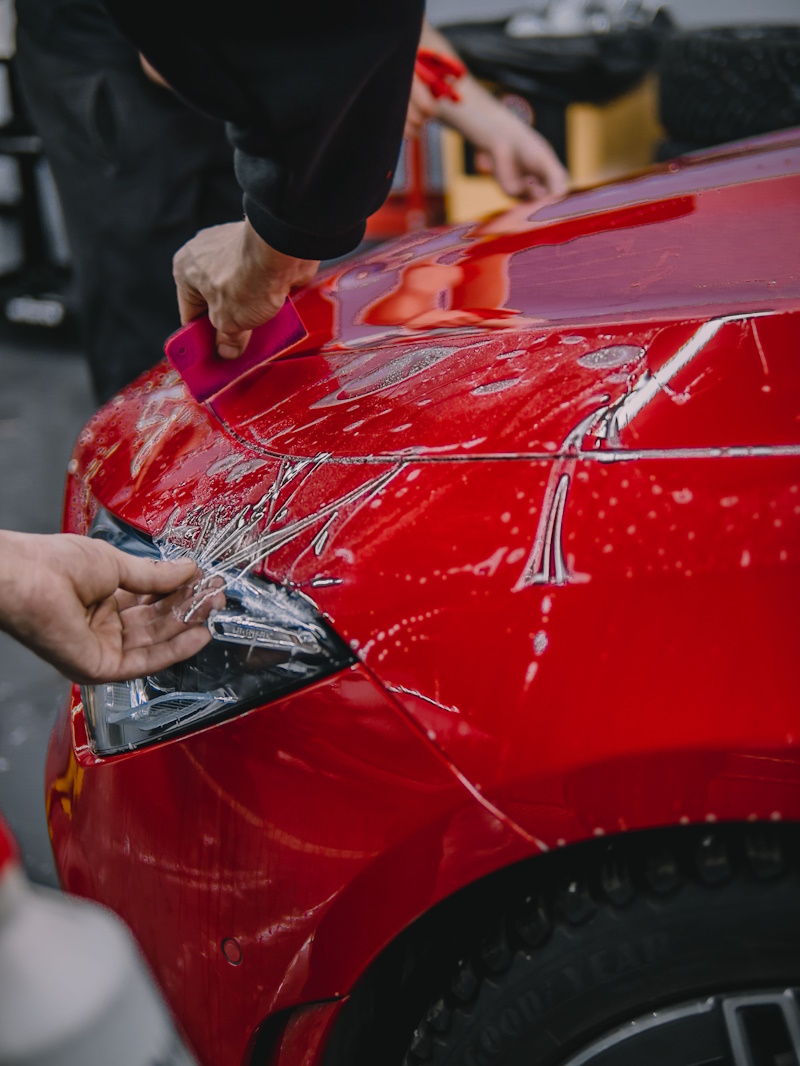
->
82, 510, 355, 756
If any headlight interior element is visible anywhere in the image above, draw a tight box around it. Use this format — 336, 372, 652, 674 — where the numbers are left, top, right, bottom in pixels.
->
82, 509, 355, 756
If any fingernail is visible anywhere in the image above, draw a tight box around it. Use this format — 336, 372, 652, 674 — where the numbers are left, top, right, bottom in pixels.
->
218, 344, 240, 359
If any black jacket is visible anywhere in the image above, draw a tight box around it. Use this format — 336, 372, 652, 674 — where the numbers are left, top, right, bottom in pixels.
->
102, 1, 424, 259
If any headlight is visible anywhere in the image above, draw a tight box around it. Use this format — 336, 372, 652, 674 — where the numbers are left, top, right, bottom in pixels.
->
82, 509, 355, 756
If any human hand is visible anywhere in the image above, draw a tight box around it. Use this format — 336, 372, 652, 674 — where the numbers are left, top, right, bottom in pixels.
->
172, 219, 319, 360
407, 22, 568, 202
438, 77, 569, 200
0, 531, 225, 685
472, 126, 568, 200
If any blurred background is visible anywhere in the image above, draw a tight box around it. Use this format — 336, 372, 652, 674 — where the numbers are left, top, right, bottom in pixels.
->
0, 0, 798, 885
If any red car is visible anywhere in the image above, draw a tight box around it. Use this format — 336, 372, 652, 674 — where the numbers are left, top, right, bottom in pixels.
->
46, 130, 800, 1066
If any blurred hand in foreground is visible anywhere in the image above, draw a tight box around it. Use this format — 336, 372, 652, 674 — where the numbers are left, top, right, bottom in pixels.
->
405, 22, 569, 201
173, 219, 319, 360
0, 531, 225, 684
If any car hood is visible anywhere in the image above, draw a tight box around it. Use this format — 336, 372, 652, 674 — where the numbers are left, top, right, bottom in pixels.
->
67, 132, 800, 840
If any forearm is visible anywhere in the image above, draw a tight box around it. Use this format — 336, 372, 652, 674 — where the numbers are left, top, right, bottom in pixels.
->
437, 75, 519, 148
103, 1, 424, 260
418, 23, 519, 147
419, 20, 460, 60
415, 22, 568, 199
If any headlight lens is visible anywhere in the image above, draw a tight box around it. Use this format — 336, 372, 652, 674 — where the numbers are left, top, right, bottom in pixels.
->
82, 509, 355, 756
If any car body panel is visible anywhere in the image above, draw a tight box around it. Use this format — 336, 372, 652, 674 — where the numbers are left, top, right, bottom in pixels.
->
267, 1001, 346, 1066
49, 131, 800, 1066
46, 666, 534, 1066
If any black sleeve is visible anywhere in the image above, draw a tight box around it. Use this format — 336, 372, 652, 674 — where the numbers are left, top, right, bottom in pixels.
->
102, 1, 424, 259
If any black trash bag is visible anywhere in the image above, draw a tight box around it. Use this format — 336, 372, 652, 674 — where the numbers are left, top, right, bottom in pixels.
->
442, 9, 673, 108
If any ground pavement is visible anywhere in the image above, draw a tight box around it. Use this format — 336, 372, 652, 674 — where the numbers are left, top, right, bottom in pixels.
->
0, 334, 94, 884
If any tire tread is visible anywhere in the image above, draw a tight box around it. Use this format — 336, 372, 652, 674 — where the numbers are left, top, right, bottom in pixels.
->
402, 823, 799, 1066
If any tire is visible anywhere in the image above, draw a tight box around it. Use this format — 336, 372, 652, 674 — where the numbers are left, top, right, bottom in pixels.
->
659, 27, 800, 148
403, 824, 800, 1066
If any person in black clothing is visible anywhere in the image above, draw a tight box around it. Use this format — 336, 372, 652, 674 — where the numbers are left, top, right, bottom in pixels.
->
15, 0, 424, 392
107, 0, 425, 360
15, 2, 565, 398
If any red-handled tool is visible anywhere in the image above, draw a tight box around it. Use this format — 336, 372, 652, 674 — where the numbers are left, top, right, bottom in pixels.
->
414, 49, 466, 103
165, 298, 308, 404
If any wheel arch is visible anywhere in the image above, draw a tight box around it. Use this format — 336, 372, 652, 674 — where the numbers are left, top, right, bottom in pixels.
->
314, 819, 800, 1066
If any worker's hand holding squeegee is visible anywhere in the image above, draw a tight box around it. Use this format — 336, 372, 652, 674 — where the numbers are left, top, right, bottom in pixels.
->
172, 218, 319, 361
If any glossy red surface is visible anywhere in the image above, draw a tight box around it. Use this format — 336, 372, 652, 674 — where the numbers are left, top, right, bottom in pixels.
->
266, 1000, 346, 1066
0, 815, 17, 875
49, 132, 800, 1066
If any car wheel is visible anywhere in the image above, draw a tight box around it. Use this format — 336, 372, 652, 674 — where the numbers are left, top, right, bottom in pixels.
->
403, 825, 800, 1066
659, 27, 800, 148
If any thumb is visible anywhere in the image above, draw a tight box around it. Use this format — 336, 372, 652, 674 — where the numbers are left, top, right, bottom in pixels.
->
216, 329, 252, 360
116, 555, 200, 597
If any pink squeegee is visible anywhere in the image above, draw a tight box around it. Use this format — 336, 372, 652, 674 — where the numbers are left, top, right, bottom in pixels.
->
164, 298, 308, 403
